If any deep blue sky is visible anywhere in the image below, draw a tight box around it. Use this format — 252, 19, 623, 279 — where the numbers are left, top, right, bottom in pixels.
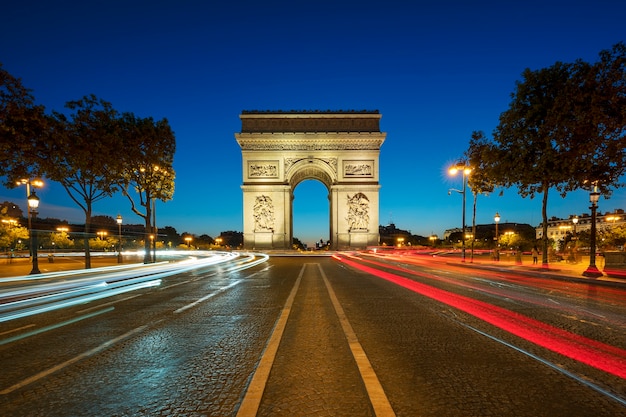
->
2, 1, 625, 246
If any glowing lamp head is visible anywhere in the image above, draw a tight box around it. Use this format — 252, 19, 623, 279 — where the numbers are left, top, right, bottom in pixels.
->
116, 214, 123, 225
449, 162, 471, 176
27, 191, 40, 211
494, 212, 500, 223
589, 191, 600, 204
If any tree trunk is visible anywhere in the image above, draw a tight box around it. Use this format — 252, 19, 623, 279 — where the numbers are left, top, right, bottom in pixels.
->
84, 208, 92, 269
143, 195, 152, 264
541, 183, 549, 267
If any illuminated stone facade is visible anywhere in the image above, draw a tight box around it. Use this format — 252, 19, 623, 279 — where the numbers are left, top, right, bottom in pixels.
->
236, 110, 386, 250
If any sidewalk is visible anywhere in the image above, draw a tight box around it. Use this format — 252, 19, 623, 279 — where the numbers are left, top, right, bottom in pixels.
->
456, 253, 626, 288
0, 254, 144, 279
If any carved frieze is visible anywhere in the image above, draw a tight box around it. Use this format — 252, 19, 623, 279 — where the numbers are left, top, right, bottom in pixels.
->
237, 136, 385, 151
248, 161, 279, 178
343, 160, 374, 177
253, 195, 275, 232
346, 192, 369, 231
284, 157, 337, 175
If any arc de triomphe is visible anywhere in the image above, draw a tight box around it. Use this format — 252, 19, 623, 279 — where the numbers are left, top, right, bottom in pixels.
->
235, 110, 386, 250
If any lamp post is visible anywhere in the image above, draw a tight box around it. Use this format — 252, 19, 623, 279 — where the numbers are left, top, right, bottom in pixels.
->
449, 162, 471, 262
583, 191, 603, 277
494, 212, 500, 261
27, 191, 41, 275
116, 214, 123, 263
17, 178, 43, 259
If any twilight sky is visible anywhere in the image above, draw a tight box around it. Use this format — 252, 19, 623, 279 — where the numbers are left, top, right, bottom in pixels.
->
1, 0, 625, 246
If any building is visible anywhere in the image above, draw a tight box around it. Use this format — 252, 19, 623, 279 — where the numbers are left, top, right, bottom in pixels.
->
535, 209, 625, 240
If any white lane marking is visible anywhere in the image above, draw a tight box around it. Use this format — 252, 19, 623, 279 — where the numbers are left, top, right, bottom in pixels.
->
0, 324, 35, 337
0, 324, 149, 395
0, 307, 114, 347
236, 264, 305, 417
174, 280, 242, 314
454, 319, 626, 407
318, 264, 396, 417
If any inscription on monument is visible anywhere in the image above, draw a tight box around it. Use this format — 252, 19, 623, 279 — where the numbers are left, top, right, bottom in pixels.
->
248, 161, 279, 178
343, 160, 374, 177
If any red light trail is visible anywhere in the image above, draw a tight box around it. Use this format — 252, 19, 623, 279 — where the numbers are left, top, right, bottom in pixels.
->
334, 254, 626, 380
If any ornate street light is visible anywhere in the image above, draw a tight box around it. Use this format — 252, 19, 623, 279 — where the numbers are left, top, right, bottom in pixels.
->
116, 214, 123, 263
583, 191, 603, 277
494, 212, 500, 261
27, 191, 41, 275
449, 162, 472, 262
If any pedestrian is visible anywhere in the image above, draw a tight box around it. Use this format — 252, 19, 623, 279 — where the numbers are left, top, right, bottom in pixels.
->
532, 246, 539, 264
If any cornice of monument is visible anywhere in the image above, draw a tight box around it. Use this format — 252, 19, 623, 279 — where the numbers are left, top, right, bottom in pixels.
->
235, 132, 386, 150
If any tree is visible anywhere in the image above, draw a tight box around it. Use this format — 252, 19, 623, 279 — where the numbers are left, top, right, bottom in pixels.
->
465, 131, 496, 256
118, 113, 175, 263
46, 95, 123, 268
469, 43, 626, 266
1, 201, 24, 219
0, 64, 47, 183
0, 206, 28, 252
564, 43, 626, 192
49, 230, 73, 249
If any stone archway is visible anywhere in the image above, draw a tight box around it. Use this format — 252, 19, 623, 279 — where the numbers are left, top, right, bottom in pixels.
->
235, 110, 386, 250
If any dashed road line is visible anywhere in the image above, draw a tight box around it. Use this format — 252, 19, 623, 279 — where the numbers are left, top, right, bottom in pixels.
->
0, 323, 149, 395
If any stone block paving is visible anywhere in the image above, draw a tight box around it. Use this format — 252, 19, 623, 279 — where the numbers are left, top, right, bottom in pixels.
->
256, 263, 375, 416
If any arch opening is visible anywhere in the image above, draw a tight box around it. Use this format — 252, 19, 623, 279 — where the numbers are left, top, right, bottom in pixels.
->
292, 179, 330, 250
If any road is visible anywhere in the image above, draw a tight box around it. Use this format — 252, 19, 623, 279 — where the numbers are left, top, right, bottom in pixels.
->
0, 251, 625, 416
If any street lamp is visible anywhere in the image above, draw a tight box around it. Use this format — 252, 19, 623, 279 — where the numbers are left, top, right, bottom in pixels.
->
116, 214, 123, 263
97, 231, 108, 240
606, 214, 621, 226
17, 178, 43, 259
448, 161, 471, 262
27, 191, 41, 274
494, 212, 501, 261
583, 190, 603, 277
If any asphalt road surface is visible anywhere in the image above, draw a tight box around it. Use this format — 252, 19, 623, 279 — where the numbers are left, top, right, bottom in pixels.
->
0, 252, 625, 416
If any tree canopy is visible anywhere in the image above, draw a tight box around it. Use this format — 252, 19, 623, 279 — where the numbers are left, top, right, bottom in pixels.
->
45, 95, 123, 268
1, 63, 177, 268
0, 63, 47, 183
466, 42, 626, 265
118, 112, 176, 263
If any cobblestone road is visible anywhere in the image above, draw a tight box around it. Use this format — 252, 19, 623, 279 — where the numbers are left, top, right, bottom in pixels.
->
0, 254, 624, 416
